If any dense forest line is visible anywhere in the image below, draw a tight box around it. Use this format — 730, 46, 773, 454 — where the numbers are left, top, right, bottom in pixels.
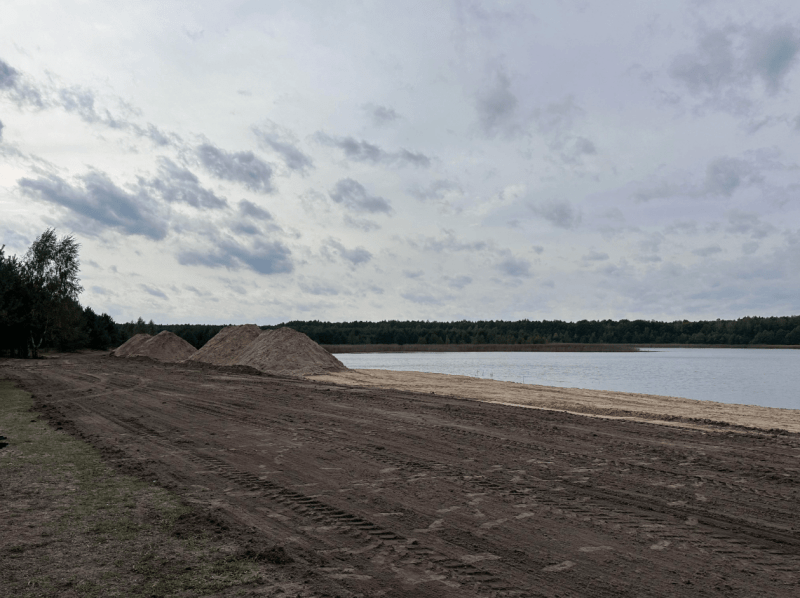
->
264, 317, 800, 347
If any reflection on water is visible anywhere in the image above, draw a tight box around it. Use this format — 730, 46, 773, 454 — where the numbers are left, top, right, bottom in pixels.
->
334, 348, 800, 410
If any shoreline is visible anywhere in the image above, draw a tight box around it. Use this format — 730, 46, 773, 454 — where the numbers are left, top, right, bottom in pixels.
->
308, 368, 800, 434
323, 342, 800, 353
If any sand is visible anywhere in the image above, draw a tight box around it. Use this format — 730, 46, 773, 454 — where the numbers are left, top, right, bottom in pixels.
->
110, 333, 152, 357
309, 368, 800, 434
127, 331, 197, 362
187, 324, 263, 366
236, 327, 346, 377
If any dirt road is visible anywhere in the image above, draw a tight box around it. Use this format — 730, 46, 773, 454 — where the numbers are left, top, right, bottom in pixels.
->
4, 353, 800, 597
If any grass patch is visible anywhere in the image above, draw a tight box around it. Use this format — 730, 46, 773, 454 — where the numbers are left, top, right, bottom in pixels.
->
0, 379, 297, 597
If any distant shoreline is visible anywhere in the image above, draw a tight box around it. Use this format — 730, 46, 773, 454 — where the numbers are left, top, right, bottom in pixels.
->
324, 342, 800, 353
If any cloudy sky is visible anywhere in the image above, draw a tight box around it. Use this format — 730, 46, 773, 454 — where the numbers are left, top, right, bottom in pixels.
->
2, 1, 800, 325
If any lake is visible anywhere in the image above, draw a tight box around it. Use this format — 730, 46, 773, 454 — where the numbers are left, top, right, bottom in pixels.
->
333, 348, 800, 410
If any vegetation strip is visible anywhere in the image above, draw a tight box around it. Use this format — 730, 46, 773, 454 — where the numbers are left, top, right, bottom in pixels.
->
0, 379, 298, 597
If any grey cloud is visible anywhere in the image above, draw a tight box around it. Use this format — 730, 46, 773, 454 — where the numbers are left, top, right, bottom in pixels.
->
134, 123, 180, 147
534, 97, 598, 165
184, 285, 211, 297
59, 86, 105, 124
329, 178, 392, 214
401, 292, 444, 305
1, 59, 179, 141
326, 239, 372, 267
637, 254, 662, 263
315, 133, 431, 167
403, 270, 423, 279
0, 59, 18, 89
396, 149, 432, 168
583, 250, 609, 261
703, 156, 760, 196
196, 143, 273, 193
0, 58, 44, 107
141, 284, 168, 300
91, 285, 110, 295
0, 119, 3, 141
178, 237, 293, 275
238, 199, 272, 220
669, 25, 800, 114
725, 211, 776, 239
532, 245, 544, 254
692, 245, 723, 257
343, 215, 381, 232
537, 96, 583, 136
18, 171, 167, 240
639, 234, 663, 255
252, 125, 314, 174
418, 229, 488, 253
144, 157, 227, 209
231, 222, 259, 236
747, 25, 800, 94
742, 241, 760, 255
632, 178, 692, 203
445, 275, 472, 289
364, 104, 400, 126
528, 199, 581, 229
670, 29, 738, 96
300, 281, 340, 296
476, 68, 518, 137
409, 179, 462, 202
635, 154, 767, 202
497, 255, 531, 277
665, 220, 699, 235
572, 137, 596, 156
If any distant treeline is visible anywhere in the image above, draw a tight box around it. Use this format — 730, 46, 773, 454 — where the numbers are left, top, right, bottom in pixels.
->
115, 315, 800, 350
265, 317, 800, 347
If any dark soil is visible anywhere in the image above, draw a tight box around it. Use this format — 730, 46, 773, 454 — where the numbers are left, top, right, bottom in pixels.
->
3, 352, 800, 597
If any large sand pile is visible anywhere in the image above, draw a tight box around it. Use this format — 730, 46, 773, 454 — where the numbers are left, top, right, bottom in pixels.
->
236, 327, 346, 377
187, 324, 262, 366
129, 331, 197, 362
111, 333, 152, 357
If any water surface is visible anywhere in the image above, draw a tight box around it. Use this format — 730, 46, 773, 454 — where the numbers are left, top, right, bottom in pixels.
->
334, 348, 800, 410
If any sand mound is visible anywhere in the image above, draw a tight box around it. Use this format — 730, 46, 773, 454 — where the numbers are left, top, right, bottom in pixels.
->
236, 327, 346, 377
111, 333, 152, 357
187, 324, 263, 366
129, 331, 197, 362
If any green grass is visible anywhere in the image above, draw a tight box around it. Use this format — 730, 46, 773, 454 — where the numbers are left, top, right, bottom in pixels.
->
0, 379, 291, 597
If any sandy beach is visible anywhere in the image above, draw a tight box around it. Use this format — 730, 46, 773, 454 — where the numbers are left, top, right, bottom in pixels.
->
310, 368, 800, 434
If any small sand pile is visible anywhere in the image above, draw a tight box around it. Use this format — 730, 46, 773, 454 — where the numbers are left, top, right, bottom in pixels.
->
236, 327, 346, 377
111, 333, 152, 357
187, 324, 263, 366
129, 331, 197, 362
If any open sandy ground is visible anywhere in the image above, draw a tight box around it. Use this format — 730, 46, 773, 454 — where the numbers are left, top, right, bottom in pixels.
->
3, 353, 800, 596
309, 369, 800, 434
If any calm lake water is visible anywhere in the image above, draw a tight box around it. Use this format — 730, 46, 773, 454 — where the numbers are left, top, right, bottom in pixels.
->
333, 348, 800, 410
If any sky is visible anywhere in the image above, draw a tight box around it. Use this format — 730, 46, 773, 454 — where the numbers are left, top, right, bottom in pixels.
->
2, 0, 800, 325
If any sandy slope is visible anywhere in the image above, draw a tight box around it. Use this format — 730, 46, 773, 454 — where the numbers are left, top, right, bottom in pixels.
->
309, 369, 800, 433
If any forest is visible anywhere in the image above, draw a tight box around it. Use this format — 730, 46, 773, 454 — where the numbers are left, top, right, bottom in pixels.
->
3, 230, 800, 357
130, 315, 800, 350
